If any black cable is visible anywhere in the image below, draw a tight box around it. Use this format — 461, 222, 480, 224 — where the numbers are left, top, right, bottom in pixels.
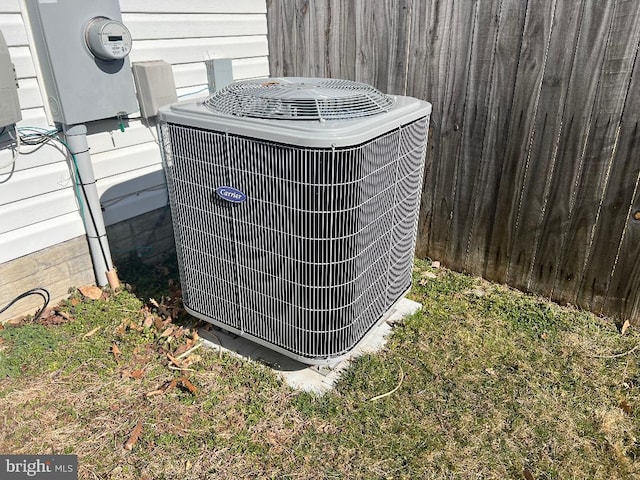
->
0, 288, 50, 323
18, 129, 59, 146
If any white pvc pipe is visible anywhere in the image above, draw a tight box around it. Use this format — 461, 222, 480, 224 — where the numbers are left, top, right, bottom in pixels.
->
63, 123, 114, 286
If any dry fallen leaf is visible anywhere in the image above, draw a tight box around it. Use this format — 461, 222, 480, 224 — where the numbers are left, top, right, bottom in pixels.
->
173, 327, 185, 339
619, 400, 633, 415
154, 317, 164, 331
84, 326, 100, 338
167, 352, 181, 367
56, 310, 73, 322
114, 322, 127, 337
180, 354, 201, 368
173, 344, 190, 357
120, 368, 140, 379
431, 260, 441, 268
111, 343, 121, 362
180, 377, 198, 395
121, 317, 143, 333
78, 285, 103, 300
621, 320, 631, 335
160, 327, 175, 338
124, 421, 143, 450
143, 315, 154, 329
165, 378, 178, 393
523, 468, 534, 480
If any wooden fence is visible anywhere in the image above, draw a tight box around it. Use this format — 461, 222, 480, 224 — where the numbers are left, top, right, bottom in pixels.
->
266, 0, 640, 323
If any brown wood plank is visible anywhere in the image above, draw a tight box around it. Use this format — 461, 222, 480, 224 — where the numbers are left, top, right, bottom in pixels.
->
463, 0, 528, 276
484, 0, 557, 283
354, 0, 412, 94
529, 0, 617, 297
421, 0, 477, 263
553, 0, 640, 308
505, 0, 584, 292
324, 0, 357, 79
576, 1, 640, 315
444, 0, 502, 272
266, 0, 295, 76
411, 0, 455, 258
601, 122, 640, 320
592, 18, 640, 320
266, 0, 334, 78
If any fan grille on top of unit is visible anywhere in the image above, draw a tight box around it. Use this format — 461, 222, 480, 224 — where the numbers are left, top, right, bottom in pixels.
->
202, 77, 395, 121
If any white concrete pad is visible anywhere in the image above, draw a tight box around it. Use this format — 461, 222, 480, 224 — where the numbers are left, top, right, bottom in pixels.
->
199, 297, 422, 394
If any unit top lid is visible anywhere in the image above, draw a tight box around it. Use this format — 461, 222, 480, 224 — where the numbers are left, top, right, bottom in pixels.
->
202, 77, 395, 121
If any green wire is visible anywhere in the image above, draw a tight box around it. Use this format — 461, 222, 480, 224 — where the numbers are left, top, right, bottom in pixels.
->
16, 126, 86, 219
55, 136, 85, 220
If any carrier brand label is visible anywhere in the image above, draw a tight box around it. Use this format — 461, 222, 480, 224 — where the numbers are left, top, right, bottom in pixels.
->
215, 186, 247, 203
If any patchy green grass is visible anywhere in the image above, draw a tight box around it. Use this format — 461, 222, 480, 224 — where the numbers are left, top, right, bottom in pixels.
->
0, 258, 639, 479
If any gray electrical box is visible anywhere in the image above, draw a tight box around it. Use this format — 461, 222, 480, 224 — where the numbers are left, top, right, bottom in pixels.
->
0, 30, 21, 128
132, 61, 178, 119
24, 0, 138, 125
205, 58, 234, 93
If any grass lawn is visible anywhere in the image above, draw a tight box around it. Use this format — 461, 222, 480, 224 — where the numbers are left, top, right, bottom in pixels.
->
0, 257, 639, 479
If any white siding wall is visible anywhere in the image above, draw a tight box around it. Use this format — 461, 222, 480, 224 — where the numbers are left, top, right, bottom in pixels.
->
0, 0, 269, 264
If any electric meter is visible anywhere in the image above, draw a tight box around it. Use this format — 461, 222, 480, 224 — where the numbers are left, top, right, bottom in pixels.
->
25, 0, 138, 123
85, 16, 132, 61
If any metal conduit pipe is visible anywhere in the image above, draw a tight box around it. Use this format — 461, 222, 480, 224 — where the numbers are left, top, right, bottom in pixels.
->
63, 123, 120, 289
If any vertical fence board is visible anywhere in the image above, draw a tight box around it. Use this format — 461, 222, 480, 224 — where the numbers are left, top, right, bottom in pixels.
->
423, 0, 477, 263
484, 0, 557, 282
505, 0, 584, 292
464, 0, 528, 275
531, 0, 617, 297
602, 122, 640, 319
592, 9, 640, 319
444, 0, 501, 272
554, 0, 640, 307
265, 0, 297, 76
412, 0, 455, 258
354, 0, 412, 95
576, 1, 640, 313
616, 137, 640, 321
266, 0, 356, 78
325, 0, 357, 79
301, 1, 335, 77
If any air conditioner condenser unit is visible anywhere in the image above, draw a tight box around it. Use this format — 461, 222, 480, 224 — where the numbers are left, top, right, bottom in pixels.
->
158, 77, 431, 365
